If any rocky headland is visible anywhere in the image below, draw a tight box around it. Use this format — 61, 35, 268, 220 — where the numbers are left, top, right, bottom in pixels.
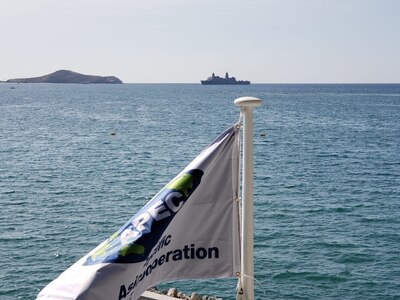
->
5, 70, 123, 84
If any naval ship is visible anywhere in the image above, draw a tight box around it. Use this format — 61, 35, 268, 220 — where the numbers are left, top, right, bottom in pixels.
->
201, 72, 250, 85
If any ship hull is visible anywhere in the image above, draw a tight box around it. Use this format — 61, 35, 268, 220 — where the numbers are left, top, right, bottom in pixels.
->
201, 81, 250, 85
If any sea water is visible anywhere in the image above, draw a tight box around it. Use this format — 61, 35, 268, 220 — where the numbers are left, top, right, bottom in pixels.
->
0, 83, 399, 299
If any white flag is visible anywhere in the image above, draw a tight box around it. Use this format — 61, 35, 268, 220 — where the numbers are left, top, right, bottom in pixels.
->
37, 124, 241, 300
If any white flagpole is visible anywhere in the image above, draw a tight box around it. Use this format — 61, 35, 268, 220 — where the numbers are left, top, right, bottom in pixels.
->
235, 97, 262, 300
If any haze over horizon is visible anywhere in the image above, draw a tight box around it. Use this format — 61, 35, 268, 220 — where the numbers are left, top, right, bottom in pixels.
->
1, 0, 399, 84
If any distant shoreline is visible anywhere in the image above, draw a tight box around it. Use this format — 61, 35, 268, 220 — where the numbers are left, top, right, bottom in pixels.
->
1, 81, 399, 85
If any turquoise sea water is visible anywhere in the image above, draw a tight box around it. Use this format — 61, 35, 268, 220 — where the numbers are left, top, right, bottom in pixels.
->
1, 83, 399, 299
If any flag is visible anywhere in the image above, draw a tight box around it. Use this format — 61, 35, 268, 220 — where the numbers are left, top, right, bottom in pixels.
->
37, 124, 241, 300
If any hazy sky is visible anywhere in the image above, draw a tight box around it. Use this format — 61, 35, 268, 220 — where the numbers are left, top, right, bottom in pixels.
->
1, 0, 399, 83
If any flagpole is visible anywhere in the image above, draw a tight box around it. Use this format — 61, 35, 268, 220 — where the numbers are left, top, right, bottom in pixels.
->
235, 96, 262, 300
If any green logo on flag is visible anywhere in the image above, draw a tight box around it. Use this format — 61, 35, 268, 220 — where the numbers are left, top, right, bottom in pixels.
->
84, 169, 204, 265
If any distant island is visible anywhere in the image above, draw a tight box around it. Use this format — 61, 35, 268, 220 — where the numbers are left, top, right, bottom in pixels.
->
201, 72, 250, 85
5, 70, 123, 84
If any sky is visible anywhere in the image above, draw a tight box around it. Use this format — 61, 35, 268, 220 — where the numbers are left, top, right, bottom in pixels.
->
1, 0, 399, 83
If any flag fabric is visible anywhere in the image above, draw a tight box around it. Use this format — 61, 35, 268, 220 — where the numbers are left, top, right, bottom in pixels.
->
37, 124, 241, 300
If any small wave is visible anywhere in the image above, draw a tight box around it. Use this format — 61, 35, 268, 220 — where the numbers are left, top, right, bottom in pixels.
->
1, 190, 16, 194
360, 217, 391, 223
312, 241, 357, 249
273, 271, 347, 282
335, 252, 376, 264
332, 207, 355, 213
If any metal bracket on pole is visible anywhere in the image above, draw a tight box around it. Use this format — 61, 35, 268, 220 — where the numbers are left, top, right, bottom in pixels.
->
234, 97, 262, 300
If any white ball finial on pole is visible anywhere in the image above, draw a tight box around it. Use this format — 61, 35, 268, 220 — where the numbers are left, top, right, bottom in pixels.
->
234, 96, 262, 108
234, 96, 261, 300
